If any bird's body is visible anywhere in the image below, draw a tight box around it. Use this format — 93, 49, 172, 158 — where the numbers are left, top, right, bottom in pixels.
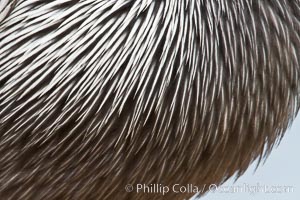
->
0, 0, 300, 199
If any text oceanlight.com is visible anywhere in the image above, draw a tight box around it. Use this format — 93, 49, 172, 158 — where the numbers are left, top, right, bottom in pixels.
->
124, 183, 294, 195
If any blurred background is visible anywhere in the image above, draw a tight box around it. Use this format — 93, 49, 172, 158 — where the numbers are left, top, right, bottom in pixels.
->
193, 113, 300, 200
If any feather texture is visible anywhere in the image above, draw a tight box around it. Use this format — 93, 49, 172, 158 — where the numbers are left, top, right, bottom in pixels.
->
0, 0, 300, 199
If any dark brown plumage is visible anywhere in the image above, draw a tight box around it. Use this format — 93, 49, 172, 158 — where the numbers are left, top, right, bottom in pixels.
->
0, 0, 300, 200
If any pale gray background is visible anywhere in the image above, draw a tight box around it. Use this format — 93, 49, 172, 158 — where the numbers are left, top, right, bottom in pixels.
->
193, 113, 300, 200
